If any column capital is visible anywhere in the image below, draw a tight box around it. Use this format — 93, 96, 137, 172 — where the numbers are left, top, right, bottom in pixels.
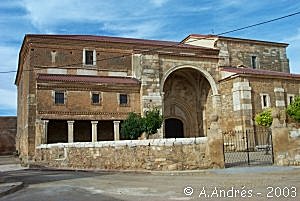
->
91, 121, 98, 124
67, 120, 75, 124
113, 120, 121, 124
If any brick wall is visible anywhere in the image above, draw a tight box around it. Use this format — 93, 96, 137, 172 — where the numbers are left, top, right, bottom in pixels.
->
0, 117, 17, 155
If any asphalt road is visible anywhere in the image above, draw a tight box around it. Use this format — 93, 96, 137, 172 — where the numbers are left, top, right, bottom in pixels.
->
0, 166, 300, 201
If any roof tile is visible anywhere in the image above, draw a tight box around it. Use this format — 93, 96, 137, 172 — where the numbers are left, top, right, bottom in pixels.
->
37, 74, 140, 85
221, 66, 300, 78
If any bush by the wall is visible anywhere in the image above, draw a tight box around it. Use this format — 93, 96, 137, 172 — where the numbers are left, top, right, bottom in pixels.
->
120, 112, 144, 140
287, 96, 300, 122
143, 108, 163, 135
120, 108, 163, 140
255, 108, 273, 127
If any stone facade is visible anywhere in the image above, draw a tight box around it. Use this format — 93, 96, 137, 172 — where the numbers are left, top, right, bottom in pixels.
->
15, 34, 300, 169
0, 117, 17, 155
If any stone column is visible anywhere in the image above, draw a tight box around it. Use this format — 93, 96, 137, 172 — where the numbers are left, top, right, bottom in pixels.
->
274, 87, 286, 126
35, 120, 43, 146
206, 113, 225, 168
232, 80, 253, 131
91, 121, 98, 142
271, 109, 289, 166
67, 121, 75, 143
113, 121, 120, 141
42, 120, 49, 144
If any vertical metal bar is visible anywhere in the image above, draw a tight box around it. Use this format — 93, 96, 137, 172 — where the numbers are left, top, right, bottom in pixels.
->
222, 133, 226, 167
269, 129, 274, 164
246, 130, 250, 166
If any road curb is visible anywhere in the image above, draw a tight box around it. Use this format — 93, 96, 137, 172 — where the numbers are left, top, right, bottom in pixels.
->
0, 182, 24, 198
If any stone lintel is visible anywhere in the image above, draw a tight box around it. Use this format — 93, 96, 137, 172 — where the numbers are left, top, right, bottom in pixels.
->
274, 87, 285, 93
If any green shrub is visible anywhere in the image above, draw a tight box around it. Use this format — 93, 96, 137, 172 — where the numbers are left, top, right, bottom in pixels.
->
120, 108, 163, 140
255, 108, 273, 127
143, 108, 163, 135
120, 112, 144, 140
287, 96, 300, 122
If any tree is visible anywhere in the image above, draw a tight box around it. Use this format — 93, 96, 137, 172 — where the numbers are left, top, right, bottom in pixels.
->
120, 112, 144, 140
143, 108, 163, 135
120, 108, 163, 140
255, 108, 273, 127
287, 96, 300, 122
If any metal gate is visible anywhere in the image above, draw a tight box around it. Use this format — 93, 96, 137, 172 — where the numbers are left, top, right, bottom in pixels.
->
223, 129, 273, 167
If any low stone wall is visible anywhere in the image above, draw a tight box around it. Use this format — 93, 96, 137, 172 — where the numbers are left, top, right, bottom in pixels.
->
35, 137, 211, 171
272, 127, 300, 166
0, 116, 17, 155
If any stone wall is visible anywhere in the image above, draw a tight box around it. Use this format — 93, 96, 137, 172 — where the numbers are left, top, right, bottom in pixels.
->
272, 126, 300, 166
271, 109, 300, 166
216, 39, 289, 72
0, 117, 17, 155
34, 138, 211, 171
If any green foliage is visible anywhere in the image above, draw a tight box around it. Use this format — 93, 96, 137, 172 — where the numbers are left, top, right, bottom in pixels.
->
143, 108, 163, 135
120, 112, 144, 140
287, 96, 300, 122
255, 108, 273, 127
120, 108, 163, 140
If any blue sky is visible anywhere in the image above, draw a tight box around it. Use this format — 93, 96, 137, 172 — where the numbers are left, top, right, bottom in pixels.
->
0, 0, 300, 116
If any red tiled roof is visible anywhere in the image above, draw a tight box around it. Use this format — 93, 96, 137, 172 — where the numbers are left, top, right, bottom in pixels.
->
220, 66, 300, 78
26, 34, 212, 50
37, 74, 140, 85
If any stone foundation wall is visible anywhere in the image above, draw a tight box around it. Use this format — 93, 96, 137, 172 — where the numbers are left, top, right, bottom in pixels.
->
35, 138, 211, 171
272, 126, 300, 166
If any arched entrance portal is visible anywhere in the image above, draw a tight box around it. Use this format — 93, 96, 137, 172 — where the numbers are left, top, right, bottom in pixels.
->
165, 118, 184, 138
163, 67, 215, 137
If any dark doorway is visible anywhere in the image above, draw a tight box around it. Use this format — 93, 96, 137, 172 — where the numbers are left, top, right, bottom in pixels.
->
74, 121, 91, 142
47, 120, 68, 143
165, 118, 184, 138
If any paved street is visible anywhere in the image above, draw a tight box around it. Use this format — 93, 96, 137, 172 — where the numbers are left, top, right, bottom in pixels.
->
0, 166, 299, 201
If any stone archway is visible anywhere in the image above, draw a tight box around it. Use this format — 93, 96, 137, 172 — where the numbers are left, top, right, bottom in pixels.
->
165, 118, 184, 138
162, 66, 218, 137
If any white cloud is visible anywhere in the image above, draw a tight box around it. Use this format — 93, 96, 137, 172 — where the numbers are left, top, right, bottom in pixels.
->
21, 0, 170, 39
103, 21, 165, 39
150, 0, 169, 7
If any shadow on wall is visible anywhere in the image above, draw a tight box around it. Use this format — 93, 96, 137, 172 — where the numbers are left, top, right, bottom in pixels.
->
0, 117, 17, 155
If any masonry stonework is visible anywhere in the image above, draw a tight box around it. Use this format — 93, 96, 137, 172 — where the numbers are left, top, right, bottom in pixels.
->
35, 138, 209, 171
15, 34, 300, 169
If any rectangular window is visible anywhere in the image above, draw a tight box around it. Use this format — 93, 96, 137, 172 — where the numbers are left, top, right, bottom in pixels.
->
251, 56, 257, 69
119, 94, 128, 105
260, 93, 270, 109
85, 50, 94, 65
91, 93, 100, 104
287, 94, 295, 105
55, 91, 65, 104
262, 95, 267, 107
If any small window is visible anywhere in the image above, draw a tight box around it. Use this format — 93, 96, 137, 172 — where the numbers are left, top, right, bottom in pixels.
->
260, 93, 270, 109
85, 50, 94, 65
91, 93, 100, 104
119, 94, 128, 105
262, 95, 267, 107
287, 94, 295, 105
55, 91, 65, 104
251, 56, 257, 69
